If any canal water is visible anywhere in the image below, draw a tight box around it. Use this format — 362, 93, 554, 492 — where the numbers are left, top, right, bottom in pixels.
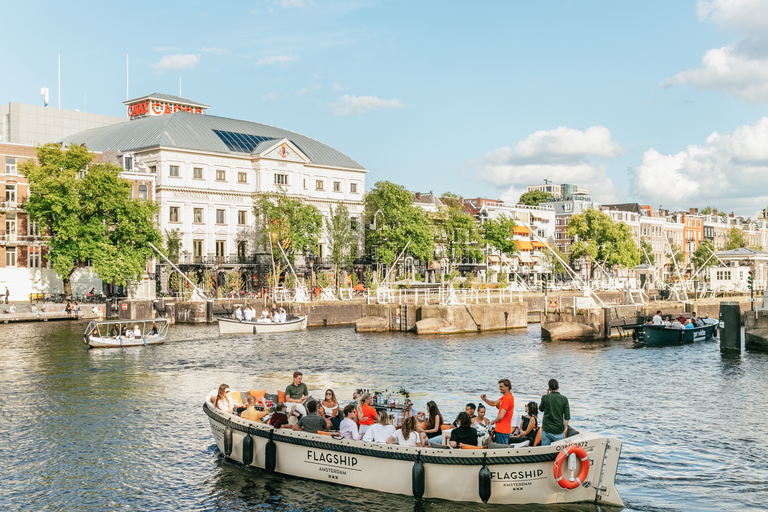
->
1, 321, 766, 511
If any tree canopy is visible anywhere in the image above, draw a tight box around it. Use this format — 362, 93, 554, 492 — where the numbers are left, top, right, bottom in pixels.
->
326, 202, 356, 288
640, 239, 655, 265
21, 143, 162, 294
364, 181, 434, 265
691, 239, 717, 272
436, 192, 484, 268
482, 214, 519, 256
566, 208, 640, 271
253, 190, 322, 264
518, 190, 553, 206
726, 227, 745, 250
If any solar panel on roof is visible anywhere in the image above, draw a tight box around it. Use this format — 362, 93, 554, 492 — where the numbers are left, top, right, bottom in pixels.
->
213, 129, 274, 153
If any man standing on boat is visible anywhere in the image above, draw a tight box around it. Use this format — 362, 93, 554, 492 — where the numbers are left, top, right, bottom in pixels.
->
285, 371, 308, 418
480, 378, 514, 444
652, 310, 663, 325
539, 379, 570, 446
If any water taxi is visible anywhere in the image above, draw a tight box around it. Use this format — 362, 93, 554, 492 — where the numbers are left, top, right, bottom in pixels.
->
83, 318, 170, 348
217, 315, 307, 334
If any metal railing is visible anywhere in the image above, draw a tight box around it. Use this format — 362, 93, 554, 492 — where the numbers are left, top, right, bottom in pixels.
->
364, 286, 525, 306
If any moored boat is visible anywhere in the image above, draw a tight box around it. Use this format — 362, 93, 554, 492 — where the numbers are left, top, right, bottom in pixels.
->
203, 393, 624, 507
217, 315, 307, 334
83, 318, 170, 348
630, 318, 719, 345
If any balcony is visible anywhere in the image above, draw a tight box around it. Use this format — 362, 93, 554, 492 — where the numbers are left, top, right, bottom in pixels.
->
0, 200, 26, 212
174, 254, 272, 266
0, 231, 44, 245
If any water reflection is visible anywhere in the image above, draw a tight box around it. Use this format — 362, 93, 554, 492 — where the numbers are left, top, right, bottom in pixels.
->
0, 321, 767, 511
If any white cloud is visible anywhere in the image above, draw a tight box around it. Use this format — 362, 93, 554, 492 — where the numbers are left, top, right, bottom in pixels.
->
330, 94, 403, 116
664, 0, 768, 104
630, 117, 768, 214
332, 83, 344, 91
202, 47, 229, 55
476, 126, 624, 203
255, 55, 298, 66
154, 54, 199, 72
263, 92, 278, 101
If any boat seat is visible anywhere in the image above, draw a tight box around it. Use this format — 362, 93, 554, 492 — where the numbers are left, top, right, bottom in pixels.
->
510, 440, 530, 448
429, 442, 450, 449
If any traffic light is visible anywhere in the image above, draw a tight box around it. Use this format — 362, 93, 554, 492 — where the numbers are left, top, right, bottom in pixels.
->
748, 270, 754, 290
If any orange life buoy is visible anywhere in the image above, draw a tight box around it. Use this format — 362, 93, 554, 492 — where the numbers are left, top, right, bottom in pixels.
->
553, 445, 590, 490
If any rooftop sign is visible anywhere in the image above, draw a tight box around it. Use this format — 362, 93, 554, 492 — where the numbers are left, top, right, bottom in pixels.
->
123, 93, 209, 120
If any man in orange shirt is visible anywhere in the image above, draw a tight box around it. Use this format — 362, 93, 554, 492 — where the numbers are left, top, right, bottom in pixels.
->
480, 378, 515, 444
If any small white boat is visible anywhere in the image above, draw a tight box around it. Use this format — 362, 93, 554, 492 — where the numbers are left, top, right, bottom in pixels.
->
83, 318, 170, 348
203, 392, 624, 507
217, 315, 308, 334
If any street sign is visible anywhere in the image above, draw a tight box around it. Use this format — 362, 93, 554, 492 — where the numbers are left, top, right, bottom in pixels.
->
121, 303, 127, 310
548, 297, 559, 310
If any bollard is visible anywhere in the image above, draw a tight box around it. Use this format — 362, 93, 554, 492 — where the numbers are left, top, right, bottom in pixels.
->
719, 301, 741, 352
206, 299, 214, 323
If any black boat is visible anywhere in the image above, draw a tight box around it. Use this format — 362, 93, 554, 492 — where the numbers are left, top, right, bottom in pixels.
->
629, 318, 719, 345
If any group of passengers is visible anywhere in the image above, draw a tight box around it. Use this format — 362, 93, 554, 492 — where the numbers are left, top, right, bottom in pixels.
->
213, 374, 571, 450
234, 303, 287, 323
107, 323, 158, 339
651, 310, 706, 329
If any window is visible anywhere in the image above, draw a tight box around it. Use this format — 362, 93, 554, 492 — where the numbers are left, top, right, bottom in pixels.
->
6, 213, 16, 235
193, 167, 203, 179
315, 180, 324, 190
350, 218, 357, 231
237, 241, 247, 262
28, 247, 40, 268
350, 183, 358, 193
333, 181, 341, 192
193, 240, 203, 262
6, 157, 17, 175
5, 184, 15, 203
216, 209, 225, 224
716, 270, 732, 281
238, 172, 247, 183
215, 240, 226, 261
275, 174, 288, 185
138, 185, 148, 200
169, 206, 179, 222
303, 178, 307, 189
216, 169, 226, 181
5, 247, 16, 267
149, 165, 156, 174
28, 221, 39, 237
169, 165, 180, 177
193, 208, 203, 224
123, 155, 133, 171
238, 210, 247, 225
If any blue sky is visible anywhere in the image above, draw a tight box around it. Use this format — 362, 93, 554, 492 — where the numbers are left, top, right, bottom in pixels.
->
3, 1, 768, 215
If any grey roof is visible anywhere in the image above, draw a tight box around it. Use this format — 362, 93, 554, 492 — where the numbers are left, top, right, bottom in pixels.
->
61, 111, 365, 170
716, 248, 768, 257
123, 93, 210, 108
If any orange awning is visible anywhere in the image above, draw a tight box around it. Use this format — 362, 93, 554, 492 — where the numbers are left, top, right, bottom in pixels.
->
517, 241, 534, 250
532, 241, 546, 248
512, 226, 532, 234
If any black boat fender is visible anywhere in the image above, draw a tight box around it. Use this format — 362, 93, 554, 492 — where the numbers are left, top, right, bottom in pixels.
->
412, 452, 425, 498
242, 432, 254, 465
265, 429, 277, 473
224, 424, 233, 457
479, 453, 491, 503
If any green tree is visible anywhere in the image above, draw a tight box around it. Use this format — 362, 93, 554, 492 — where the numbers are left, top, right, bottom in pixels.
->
326, 202, 356, 292
165, 228, 182, 264
224, 269, 244, 296
437, 192, 484, 270
540, 243, 568, 276
666, 242, 685, 266
254, 190, 322, 264
691, 239, 717, 273
22, 143, 161, 296
518, 190, 553, 206
364, 181, 434, 265
482, 214, 519, 255
726, 227, 745, 250
639, 239, 655, 265
566, 208, 640, 274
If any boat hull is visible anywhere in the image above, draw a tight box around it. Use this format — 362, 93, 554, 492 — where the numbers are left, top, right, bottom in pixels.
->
83, 318, 169, 349
85, 336, 165, 348
217, 316, 307, 334
203, 401, 624, 507
633, 320, 718, 345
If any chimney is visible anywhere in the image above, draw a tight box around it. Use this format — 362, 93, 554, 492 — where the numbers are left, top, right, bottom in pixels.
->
689, 207, 697, 215
414, 192, 421, 201
712, 209, 718, 216
729, 212, 735, 218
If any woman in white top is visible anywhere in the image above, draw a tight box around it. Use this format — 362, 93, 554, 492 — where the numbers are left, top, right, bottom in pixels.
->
339, 404, 361, 440
386, 416, 423, 447
214, 384, 235, 414
279, 307, 287, 323
321, 389, 340, 430
363, 410, 396, 443
133, 325, 141, 337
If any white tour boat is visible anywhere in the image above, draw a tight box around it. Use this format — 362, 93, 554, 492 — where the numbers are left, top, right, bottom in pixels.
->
203, 392, 624, 507
217, 315, 308, 334
83, 318, 170, 348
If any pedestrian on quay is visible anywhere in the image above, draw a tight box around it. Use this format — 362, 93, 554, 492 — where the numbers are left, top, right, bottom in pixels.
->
480, 378, 515, 444
538, 379, 570, 446
4, 286, 9, 304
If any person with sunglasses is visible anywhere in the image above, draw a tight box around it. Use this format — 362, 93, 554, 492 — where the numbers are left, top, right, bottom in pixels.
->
321, 389, 340, 430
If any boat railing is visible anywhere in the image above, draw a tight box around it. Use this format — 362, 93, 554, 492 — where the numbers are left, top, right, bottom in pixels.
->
85, 318, 170, 339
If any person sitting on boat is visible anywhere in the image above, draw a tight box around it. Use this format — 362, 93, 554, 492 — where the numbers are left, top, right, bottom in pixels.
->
481, 378, 515, 445
125, 326, 134, 339
664, 316, 672, 327
214, 384, 235, 414
449, 412, 479, 448
452, 403, 477, 427
294, 400, 327, 433
279, 307, 286, 323
110, 325, 118, 338
270, 303, 279, 319
692, 312, 705, 327
120, 326, 127, 337
670, 318, 684, 329
508, 402, 539, 445
363, 409, 396, 443
339, 404, 362, 440
652, 310, 663, 325
284, 371, 308, 418
133, 325, 142, 338
321, 389, 340, 430
473, 404, 491, 444
386, 416, 423, 447
8, 303, 15, 313
685, 318, 695, 329
356, 392, 377, 435
267, 402, 293, 429
234, 306, 243, 321
260, 307, 270, 321
149, 323, 158, 336
423, 400, 445, 444
243, 306, 253, 322
241, 395, 270, 423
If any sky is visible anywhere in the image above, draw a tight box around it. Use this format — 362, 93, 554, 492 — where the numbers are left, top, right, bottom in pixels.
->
2, 0, 768, 216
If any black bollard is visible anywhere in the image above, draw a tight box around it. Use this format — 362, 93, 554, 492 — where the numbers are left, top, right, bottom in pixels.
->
719, 301, 741, 353
206, 299, 214, 323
